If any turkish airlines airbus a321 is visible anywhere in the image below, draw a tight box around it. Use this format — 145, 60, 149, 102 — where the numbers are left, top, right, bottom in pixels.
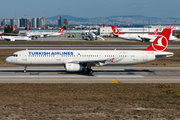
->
6, 28, 173, 74
26, 25, 65, 39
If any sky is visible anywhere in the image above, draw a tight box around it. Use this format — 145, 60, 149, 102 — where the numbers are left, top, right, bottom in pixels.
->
0, 0, 180, 19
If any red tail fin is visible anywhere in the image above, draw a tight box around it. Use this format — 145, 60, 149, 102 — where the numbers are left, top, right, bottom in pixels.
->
59, 27, 65, 33
13, 26, 16, 31
102, 24, 105, 28
27, 22, 29, 32
111, 25, 123, 35
144, 28, 171, 52
149, 28, 158, 35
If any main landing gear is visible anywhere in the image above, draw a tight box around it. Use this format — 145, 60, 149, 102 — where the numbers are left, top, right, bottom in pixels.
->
24, 66, 27, 73
87, 68, 93, 74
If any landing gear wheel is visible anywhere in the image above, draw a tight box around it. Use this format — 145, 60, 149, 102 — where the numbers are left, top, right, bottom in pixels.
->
24, 66, 27, 73
87, 68, 93, 74
89, 69, 93, 74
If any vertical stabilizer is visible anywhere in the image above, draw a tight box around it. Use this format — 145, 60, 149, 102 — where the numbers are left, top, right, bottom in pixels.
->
111, 25, 123, 35
58, 27, 65, 33
27, 22, 29, 32
144, 28, 171, 52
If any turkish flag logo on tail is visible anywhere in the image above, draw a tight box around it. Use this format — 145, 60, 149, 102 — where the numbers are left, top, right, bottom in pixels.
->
111, 25, 123, 35
59, 27, 65, 33
144, 28, 171, 52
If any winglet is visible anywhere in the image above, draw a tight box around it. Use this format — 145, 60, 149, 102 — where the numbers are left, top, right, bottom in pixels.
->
144, 28, 171, 52
58, 27, 65, 33
111, 25, 123, 35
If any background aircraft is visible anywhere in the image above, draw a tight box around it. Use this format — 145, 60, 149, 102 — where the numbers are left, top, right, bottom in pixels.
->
0, 35, 31, 41
82, 25, 105, 41
25, 27, 65, 39
111, 25, 159, 41
139, 25, 178, 42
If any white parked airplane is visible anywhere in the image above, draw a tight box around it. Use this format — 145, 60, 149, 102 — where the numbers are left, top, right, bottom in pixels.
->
25, 24, 65, 39
111, 25, 159, 41
82, 25, 105, 41
139, 25, 178, 42
0, 35, 31, 41
6, 28, 173, 74
139, 34, 178, 42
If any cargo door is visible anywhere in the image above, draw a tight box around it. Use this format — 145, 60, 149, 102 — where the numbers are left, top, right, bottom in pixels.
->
143, 53, 148, 61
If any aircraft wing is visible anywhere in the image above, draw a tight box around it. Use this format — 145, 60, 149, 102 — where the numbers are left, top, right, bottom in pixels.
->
155, 52, 174, 59
27, 33, 49, 38
4, 38, 12, 41
70, 59, 107, 66
138, 36, 152, 42
81, 34, 89, 37
97, 36, 105, 41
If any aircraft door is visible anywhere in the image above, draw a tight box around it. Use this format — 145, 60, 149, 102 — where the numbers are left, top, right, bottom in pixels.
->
98, 53, 103, 59
22, 51, 27, 61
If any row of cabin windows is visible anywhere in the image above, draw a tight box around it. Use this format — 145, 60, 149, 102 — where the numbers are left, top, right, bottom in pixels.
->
28, 55, 99, 57
27, 54, 129, 58
105, 55, 127, 57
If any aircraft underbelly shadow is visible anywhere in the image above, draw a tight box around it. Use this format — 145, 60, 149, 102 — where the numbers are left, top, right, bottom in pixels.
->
0, 69, 154, 76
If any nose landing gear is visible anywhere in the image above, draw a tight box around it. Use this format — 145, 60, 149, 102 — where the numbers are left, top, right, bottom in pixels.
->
24, 66, 27, 73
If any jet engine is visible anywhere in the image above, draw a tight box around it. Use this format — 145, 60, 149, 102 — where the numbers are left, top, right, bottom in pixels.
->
40, 35, 46, 38
65, 63, 83, 72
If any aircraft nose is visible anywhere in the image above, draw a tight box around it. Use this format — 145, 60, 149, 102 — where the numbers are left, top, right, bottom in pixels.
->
6, 57, 10, 63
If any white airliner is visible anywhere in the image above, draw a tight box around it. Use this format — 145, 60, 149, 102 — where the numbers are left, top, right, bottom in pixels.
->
139, 25, 178, 42
6, 28, 173, 74
0, 26, 31, 41
139, 34, 178, 42
111, 25, 159, 41
0, 35, 31, 41
82, 25, 105, 41
25, 23, 65, 39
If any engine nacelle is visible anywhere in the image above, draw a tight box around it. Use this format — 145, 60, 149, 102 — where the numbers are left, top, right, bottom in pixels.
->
149, 39, 155, 42
40, 35, 44, 37
10, 39, 15, 41
65, 63, 83, 72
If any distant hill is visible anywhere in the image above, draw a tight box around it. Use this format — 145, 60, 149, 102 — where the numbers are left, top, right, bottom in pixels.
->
45, 15, 180, 25
46, 14, 89, 22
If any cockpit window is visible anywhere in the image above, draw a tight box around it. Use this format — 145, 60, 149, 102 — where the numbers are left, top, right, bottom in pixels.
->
11, 54, 18, 57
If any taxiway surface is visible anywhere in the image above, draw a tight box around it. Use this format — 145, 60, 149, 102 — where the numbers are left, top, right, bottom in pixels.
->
0, 66, 179, 83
